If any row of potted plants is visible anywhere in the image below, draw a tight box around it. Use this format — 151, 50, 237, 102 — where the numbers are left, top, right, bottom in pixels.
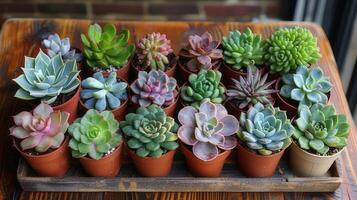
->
9, 23, 350, 178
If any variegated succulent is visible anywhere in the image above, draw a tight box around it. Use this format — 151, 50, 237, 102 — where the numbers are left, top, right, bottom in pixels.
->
42, 33, 82, 62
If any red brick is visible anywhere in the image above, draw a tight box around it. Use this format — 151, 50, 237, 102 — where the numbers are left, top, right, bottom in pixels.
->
92, 3, 144, 15
204, 5, 261, 17
149, 3, 199, 15
0, 3, 36, 13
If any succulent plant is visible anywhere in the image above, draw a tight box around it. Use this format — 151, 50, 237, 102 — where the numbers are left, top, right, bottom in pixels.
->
180, 70, 225, 108
9, 103, 69, 153
130, 70, 177, 107
42, 33, 82, 62
293, 103, 349, 155
179, 32, 223, 72
237, 103, 294, 155
81, 23, 135, 69
221, 28, 266, 71
265, 27, 321, 74
178, 101, 238, 161
280, 65, 332, 106
226, 67, 278, 109
68, 109, 122, 160
13, 49, 80, 104
136, 32, 173, 71
81, 72, 128, 111
120, 105, 179, 157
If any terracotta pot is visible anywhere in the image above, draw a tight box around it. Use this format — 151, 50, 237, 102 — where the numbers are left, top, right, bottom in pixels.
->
221, 62, 266, 87
289, 141, 343, 177
131, 53, 177, 78
180, 142, 231, 177
236, 141, 285, 177
53, 86, 80, 123
14, 137, 70, 177
85, 59, 131, 82
127, 145, 177, 177
78, 142, 123, 177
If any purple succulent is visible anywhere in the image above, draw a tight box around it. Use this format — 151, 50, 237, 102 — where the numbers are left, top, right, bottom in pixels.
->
178, 101, 239, 161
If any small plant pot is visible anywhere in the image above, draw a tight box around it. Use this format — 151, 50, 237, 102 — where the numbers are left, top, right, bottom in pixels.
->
180, 142, 231, 177
236, 141, 285, 177
289, 141, 343, 177
221, 62, 266, 87
13, 137, 70, 177
126, 145, 177, 177
78, 142, 123, 177
85, 59, 131, 82
53, 86, 80, 123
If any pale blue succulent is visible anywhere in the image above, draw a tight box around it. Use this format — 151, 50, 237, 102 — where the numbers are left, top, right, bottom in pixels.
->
81, 72, 128, 111
13, 49, 80, 104
280, 65, 332, 106
237, 103, 294, 155
42, 33, 82, 62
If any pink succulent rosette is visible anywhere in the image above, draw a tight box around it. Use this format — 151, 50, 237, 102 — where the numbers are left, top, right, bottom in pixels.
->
9, 102, 70, 153
178, 101, 239, 161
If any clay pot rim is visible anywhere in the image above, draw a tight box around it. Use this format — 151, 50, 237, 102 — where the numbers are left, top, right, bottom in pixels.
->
177, 51, 222, 74
131, 53, 178, 73
52, 85, 81, 110
79, 140, 123, 161
179, 140, 231, 162
126, 144, 178, 161
291, 139, 345, 159
236, 139, 287, 158
13, 136, 69, 158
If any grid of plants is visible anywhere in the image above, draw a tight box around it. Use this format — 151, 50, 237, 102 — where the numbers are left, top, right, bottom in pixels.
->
10, 23, 349, 181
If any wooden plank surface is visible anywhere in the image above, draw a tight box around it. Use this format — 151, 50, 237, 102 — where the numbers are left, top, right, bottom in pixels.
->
0, 18, 356, 200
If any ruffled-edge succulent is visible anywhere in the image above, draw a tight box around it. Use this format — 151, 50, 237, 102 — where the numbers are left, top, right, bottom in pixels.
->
120, 105, 179, 157
293, 103, 349, 155
136, 32, 173, 71
81, 72, 128, 111
178, 101, 239, 161
221, 28, 266, 71
9, 103, 69, 153
280, 65, 332, 106
13, 49, 80, 104
226, 67, 278, 109
237, 103, 294, 155
179, 32, 223, 72
180, 69, 225, 108
81, 23, 135, 69
265, 27, 321, 74
130, 70, 177, 107
42, 33, 82, 62
68, 109, 122, 160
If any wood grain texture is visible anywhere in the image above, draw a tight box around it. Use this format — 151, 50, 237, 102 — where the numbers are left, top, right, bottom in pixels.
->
0, 18, 356, 200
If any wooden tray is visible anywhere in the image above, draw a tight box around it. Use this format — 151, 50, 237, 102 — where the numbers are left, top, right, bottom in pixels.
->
17, 152, 342, 192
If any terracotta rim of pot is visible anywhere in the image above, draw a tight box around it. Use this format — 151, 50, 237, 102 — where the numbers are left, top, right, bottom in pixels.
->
236, 139, 287, 159
131, 53, 177, 77
79, 141, 123, 162
180, 141, 231, 162
290, 140, 344, 158
52, 85, 80, 110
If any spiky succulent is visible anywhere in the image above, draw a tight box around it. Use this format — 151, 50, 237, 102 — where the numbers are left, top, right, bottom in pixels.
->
81, 24, 135, 69
178, 101, 239, 161
120, 105, 179, 157
179, 32, 223, 72
68, 110, 122, 160
131, 70, 177, 107
42, 33, 82, 62
81, 72, 128, 111
280, 65, 332, 106
265, 27, 321, 74
226, 67, 278, 109
180, 70, 225, 108
237, 103, 294, 155
13, 49, 80, 104
222, 28, 266, 71
136, 32, 173, 71
293, 103, 349, 155
9, 103, 69, 153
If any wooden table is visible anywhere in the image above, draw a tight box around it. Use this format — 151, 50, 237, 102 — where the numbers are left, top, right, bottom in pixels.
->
0, 18, 356, 200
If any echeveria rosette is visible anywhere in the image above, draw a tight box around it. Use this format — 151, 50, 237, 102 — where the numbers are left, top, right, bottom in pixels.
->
42, 33, 82, 62
13, 49, 80, 104
237, 103, 294, 156
221, 28, 266, 71
9, 103, 69, 153
265, 27, 321, 74
280, 65, 332, 106
81, 72, 128, 111
130, 70, 177, 107
178, 101, 239, 161
120, 105, 179, 157
68, 110, 122, 160
293, 104, 349, 155
179, 32, 223, 72
180, 70, 225, 108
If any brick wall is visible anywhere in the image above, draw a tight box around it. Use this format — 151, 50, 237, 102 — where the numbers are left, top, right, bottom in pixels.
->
0, 0, 280, 27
